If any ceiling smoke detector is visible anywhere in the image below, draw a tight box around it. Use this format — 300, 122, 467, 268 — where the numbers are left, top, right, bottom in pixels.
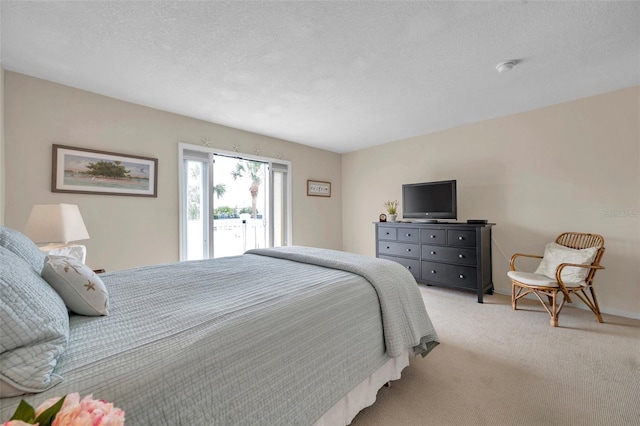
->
496, 61, 516, 74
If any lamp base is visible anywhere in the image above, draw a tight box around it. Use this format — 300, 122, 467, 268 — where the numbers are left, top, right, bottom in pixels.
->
38, 243, 87, 264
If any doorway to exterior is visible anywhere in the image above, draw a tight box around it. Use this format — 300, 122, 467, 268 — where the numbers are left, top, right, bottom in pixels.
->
179, 143, 291, 260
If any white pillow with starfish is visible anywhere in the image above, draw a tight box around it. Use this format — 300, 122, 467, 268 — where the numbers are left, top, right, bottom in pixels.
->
42, 255, 109, 316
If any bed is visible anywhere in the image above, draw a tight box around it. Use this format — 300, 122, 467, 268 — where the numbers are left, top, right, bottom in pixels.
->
0, 226, 439, 425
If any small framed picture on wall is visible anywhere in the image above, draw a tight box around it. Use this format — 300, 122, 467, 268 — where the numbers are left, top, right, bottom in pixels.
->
307, 180, 331, 197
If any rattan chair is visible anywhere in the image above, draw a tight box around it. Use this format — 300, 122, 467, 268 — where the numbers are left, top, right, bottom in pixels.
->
508, 232, 605, 327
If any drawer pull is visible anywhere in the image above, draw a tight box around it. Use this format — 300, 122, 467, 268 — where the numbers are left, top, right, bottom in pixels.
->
406, 233, 411, 237
458, 236, 464, 240
458, 254, 465, 258
430, 270, 436, 274
385, 232, 390, 235
386, 246, 390, 249
406, 266, 412, 270
406, 248, 411, 252
430, 251, 436, 255
430, 235, 436, 238
459, 274, 465, 279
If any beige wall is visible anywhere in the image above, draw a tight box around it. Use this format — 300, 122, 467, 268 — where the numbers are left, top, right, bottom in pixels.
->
4, 71, 638, 317
343, 87, 640, 318
4, 72, 342, 271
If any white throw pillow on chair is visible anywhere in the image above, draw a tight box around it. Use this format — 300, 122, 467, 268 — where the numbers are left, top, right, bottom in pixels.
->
534, 242, 598, 284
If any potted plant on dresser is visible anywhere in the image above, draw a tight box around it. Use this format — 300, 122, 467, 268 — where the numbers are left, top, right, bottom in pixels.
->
384, 200, 399, 222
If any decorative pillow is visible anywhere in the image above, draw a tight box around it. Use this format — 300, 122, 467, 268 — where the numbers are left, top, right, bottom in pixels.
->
534, 242, 599, 284
0, 226, 46, 273
42, 255, 109, 316
0, 247, 69, 397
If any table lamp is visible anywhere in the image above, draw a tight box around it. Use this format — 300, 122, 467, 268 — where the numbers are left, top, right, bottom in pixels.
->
24, 203, 90, 263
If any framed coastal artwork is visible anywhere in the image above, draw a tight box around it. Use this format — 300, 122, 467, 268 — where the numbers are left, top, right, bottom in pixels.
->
52, 145, 158, 197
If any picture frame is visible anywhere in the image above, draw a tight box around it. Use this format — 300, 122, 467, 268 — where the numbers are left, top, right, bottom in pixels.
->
307, 180, 331, 197
52, 144, 158, 197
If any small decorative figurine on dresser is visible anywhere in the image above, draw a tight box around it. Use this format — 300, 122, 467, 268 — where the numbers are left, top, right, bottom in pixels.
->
384, 200, 399, 222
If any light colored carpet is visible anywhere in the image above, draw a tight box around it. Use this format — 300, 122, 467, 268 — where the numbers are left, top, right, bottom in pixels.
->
351, 285, 640, 426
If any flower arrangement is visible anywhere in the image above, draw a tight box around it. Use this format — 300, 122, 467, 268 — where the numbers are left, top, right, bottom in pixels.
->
384, 200, 399, 215
3, 393, 124, 426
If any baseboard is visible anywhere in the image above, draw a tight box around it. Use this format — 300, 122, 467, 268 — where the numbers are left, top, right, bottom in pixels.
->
492, 289, 640, 320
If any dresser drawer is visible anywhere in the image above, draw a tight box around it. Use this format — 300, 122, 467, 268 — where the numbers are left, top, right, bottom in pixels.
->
378, 241, 420, 259
447, 229, 476, 247
378, 227, 397, 240
397, 227, 420, 243
421, 245, 477, 266
379, 255, 420, 280
420, 229, 446, 245
421, 261, 477, 290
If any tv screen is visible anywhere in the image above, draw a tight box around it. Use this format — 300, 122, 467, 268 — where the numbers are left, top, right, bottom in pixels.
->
402, 180, 457, 221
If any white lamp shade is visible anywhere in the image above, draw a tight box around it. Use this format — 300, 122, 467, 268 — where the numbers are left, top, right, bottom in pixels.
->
24, 204, 90, 244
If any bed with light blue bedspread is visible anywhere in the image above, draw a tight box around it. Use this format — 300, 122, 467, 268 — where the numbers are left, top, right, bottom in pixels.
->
1, 246, 438, 425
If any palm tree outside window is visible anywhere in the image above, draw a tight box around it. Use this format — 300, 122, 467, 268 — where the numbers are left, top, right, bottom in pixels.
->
231, 160, 263, 219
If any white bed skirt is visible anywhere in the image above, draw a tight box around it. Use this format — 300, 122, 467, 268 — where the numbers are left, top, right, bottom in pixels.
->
313, 348, 411, 426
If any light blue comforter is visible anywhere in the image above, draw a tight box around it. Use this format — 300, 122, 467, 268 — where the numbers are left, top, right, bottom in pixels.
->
1, 247, 438, 425
247, 246, 439, 357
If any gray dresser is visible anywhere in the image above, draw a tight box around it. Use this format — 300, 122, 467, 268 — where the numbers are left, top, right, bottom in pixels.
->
375, 222, 494, 303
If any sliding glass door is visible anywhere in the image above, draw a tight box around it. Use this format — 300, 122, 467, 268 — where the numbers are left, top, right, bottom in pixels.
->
183, 156, 209, 260
179, 144, 291, 260
211, 154, 267, 257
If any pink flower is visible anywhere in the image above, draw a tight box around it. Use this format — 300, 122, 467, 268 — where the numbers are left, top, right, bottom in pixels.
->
34, 394, 70, 419
3, 421, 38, 426
33, 393, 124, 426
50, 394, 82, 426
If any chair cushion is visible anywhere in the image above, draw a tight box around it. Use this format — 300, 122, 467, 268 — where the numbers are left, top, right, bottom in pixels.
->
534, 242, 598, 284
507, 270, 559, 287
42, 255, 109, 316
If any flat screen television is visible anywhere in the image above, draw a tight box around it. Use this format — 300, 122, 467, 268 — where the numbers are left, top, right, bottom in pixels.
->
402, 180, 457, 221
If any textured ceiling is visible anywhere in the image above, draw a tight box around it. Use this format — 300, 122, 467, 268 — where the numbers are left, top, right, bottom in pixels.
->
1, 1, 639, 153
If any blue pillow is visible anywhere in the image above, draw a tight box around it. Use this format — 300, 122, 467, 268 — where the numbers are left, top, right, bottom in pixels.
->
0, 246, 69, 397
0, 226, 46, 273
